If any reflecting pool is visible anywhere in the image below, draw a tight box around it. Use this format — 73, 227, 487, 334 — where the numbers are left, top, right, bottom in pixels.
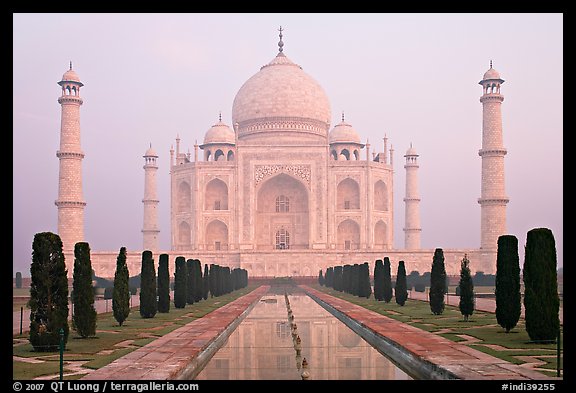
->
196, 291, 412, 380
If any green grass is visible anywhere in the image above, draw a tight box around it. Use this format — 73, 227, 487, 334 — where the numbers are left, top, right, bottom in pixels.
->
311, 284, 562, 377
13, 361, 62, 379
13, 285, 259, 379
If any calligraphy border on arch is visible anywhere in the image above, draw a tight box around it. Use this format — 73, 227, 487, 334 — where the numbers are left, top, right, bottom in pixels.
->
254, 164, 311, 188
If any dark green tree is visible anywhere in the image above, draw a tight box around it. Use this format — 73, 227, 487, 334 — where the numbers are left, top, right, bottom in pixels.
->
113, 247, 130, 326
157, 254, 170, 313
333, 266, 343, 292
29, 232, 69, 351
203, 264, 210, 300
209, 264, 218, 297
395, 261, 408, 306
383, 257, 393, 303
350, 264, 359, 296
318, 270, 324, 286
523, 228, 560, 342
495, 235, 521, 332
72, 242, 97, 338
139, 250, 157, 318
458, 254, 474, 321
193, 259, 203, 302
373, 259, 384, 301
342, 265, 351, 294
325, 267, 334, 288
186, 259, 195, 304
15, 272, 23, 289
429, 248, 447, 315
174, 257, 187, 308
358, 262, 372, 298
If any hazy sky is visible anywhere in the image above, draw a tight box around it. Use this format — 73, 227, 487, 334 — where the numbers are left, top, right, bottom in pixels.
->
13, 13, 563, 275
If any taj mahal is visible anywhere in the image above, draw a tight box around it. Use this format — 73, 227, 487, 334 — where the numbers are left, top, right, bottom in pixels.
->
55, 29, 509, 279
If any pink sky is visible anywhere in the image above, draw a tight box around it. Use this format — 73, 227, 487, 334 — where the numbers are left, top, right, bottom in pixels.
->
13, 13, 563, 275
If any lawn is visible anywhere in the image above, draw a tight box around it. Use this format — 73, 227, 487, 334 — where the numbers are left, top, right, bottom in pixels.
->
311, 284, 562, 378
13, 285, 258, 380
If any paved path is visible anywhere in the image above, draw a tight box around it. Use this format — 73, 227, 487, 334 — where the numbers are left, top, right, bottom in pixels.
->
302, 285, 555, 380
13, 294, 142, 336
408, 290, 563, 324
84, 286, 269, 380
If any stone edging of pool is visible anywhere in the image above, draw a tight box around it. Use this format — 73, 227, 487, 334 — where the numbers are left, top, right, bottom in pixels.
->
301, 285, 554, 380
84, 285, 270, 380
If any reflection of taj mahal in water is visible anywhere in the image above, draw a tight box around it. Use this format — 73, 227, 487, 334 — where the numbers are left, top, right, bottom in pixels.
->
196, 294, 411, 380
55, 29, 509, 278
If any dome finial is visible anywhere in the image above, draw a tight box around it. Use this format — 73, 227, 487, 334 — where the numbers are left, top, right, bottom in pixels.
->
278, 26, 284, 53
219, 111, 222, 122
490, 60, 493, 69
69, 61, 72, 70
341, 111, 345, 122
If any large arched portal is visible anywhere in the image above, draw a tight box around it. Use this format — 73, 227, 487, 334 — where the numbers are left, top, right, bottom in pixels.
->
256, 173, 309, 250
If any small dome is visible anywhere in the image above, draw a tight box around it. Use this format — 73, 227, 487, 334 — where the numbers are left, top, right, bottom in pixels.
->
203, 121, 235, 145
144, 145, 157, 157
329, 120, 361, 144
405, 145, 418, 156
482, 66, 501, 81
61, 68, 83, 84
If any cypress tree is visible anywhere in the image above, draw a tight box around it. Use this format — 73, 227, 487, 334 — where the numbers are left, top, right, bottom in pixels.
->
72, 242, 97, 338
495, 235, 521, 332
209, 264, 218, 297
193, 259, 203, 302
203, 264, 210, 300
186, 259, 195, 304
174, 256, 187, 308
523, 228, 560, 342
359, 262, 372, 298
157, 254, 170, 313
395, 261, 408, 306
318, 270, 324, 286
326, 267, 334, 288
383, 257, 393, 303
429, 248, 447, 315
334, 266, 343, 292
342, 265, 351, 294
458, 254, 475, 321
139, 250, 157, 318
113, 247, 130, 326
15, 272, 23, 289
351, 264, 359, 296
29, 232, 69, 351
374, 259, 384, 301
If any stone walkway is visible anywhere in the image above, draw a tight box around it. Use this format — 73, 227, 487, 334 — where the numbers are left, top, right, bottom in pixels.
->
301, 285, 555, 380
408, 290, 563, 324
84, 286, 269, 380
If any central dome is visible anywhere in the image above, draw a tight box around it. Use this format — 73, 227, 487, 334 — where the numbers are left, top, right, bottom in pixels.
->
232, 52, 331, 144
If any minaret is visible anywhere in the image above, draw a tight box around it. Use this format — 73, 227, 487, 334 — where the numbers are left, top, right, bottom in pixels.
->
142, 144, 160, 252
55, 62, 86, 266
403, 144, 421, 249
478, 62, 509, 266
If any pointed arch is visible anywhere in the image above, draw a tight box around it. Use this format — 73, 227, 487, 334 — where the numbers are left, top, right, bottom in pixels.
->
337, 219, 360, 250
178, 221, 191, 246
374, 180, 388, 211
177, 181, 191, 213
337, 178, 360, 210
374, 220, 388, 249
205, 178, 228, 210
205, 219, 228, 251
